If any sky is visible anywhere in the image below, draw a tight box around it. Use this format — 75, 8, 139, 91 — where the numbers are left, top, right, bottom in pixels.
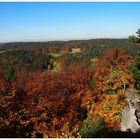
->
0, 2, 140, 42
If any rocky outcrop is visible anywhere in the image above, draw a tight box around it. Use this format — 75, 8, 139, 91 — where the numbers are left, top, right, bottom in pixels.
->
121, 88, 140, 133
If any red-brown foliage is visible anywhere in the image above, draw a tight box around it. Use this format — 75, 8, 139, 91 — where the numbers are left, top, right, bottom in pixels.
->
24, 66, 93, 131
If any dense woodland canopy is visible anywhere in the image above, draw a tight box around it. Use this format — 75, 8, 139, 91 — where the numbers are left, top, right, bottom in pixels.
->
1, 38, 140, 137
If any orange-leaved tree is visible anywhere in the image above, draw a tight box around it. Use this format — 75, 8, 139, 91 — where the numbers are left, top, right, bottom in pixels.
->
94, 48, 135, 95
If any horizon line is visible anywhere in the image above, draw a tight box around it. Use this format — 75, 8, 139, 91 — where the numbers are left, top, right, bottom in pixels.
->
0, 37, 128, 44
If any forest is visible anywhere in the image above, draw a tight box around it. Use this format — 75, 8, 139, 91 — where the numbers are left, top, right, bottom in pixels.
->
1, 38, 140, 138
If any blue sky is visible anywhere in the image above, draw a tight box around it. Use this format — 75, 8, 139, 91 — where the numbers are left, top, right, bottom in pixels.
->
0, 2, 140, 42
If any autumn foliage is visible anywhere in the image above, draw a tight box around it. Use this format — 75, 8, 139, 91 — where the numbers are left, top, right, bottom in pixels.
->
0, 47, 138, 138
94, 48, 135, 95
0, 66, 93, 137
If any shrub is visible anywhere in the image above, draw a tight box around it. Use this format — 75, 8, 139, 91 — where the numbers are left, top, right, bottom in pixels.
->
79, 115, 109, 138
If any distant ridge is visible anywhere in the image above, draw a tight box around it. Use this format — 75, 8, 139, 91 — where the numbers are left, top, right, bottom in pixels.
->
0, 38, 128, 45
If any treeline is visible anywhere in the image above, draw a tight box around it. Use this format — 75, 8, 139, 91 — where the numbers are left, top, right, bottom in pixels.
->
1, 39, 140, 58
